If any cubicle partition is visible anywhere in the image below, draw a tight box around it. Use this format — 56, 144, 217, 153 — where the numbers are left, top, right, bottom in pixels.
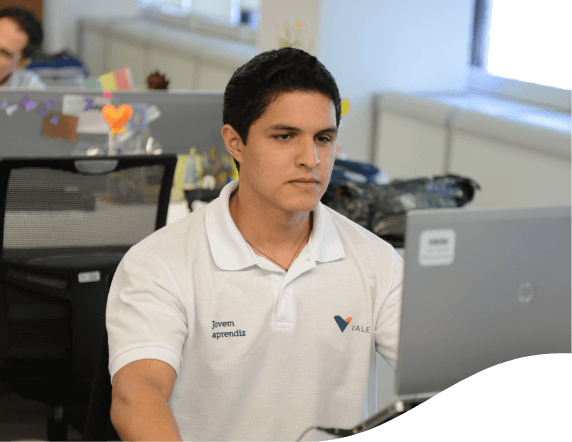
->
0, 88, 227, 158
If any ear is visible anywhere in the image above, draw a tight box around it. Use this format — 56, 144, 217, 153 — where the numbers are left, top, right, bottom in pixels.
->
15, 57, 30, 71
221, 124, 245, 166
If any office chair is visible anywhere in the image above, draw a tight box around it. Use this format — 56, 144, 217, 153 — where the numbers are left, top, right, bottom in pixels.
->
82, 269, 120, 442
0, 155, 177, 440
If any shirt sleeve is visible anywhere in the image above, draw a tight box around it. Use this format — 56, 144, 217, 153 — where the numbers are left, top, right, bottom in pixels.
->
374, 250, 404, 370
106, 251, 189, 382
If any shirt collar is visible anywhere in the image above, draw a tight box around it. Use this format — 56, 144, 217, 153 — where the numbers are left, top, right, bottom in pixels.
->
205, 179, 345, 271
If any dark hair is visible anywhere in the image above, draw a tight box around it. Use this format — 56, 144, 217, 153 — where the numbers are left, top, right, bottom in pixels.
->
0, 7, 43, 60
223, 47, 342, 173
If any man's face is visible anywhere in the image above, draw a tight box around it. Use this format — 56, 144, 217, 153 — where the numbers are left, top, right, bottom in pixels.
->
0, 17, 30, 83
240, 90, 338, 215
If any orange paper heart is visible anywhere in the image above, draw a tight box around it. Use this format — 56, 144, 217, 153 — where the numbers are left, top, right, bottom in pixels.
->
102, 104, 133, 131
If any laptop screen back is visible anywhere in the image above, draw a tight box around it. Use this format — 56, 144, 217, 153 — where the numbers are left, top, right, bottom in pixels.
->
395, 205, 571, 398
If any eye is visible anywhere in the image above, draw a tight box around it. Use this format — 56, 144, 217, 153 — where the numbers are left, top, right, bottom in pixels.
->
316, 135, 332, 144
273, 133, 292, 140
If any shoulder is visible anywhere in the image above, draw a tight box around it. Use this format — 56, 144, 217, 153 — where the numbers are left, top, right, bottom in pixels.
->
323, 204, 404, 276
127, 208, 206, 261
325, 205, 398, 253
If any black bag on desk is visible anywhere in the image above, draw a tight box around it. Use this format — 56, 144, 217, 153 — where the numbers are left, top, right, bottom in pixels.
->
321, 174, 481, 248
183, 170, 480, 250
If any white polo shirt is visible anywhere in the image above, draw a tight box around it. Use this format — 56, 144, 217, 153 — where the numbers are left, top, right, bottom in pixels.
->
1, 69, 46, 89
107, 178, 404, 441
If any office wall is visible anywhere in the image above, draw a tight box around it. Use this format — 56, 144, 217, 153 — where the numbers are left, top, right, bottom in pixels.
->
193, 0, 232, 20
318, 0, 474, 164
257, 0, 322, 55
42, 0, 139, 54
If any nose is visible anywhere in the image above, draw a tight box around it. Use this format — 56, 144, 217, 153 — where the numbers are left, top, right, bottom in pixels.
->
296, 136, 320, 168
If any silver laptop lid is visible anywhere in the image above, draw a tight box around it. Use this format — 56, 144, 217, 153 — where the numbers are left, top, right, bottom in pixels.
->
395, 205, 571, 399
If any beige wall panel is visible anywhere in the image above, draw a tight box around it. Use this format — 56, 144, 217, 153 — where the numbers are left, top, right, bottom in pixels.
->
449, 132, 571, 210
108, 39, 147, 89
83, 29, 106, 77
376, 113, 448, 180
148, 48, 196, 90
197, 64, 235, 90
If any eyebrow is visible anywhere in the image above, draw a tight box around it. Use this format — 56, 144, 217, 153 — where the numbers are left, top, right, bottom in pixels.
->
267, 124, 338, 135
0, 48, 15, 59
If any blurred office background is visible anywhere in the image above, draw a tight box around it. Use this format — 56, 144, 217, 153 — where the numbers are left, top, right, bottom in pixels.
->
2, 0, 569, 209
0, 0, 570, 440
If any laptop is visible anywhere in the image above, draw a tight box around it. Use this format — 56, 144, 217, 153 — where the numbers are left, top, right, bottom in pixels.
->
351, 205, 572, 433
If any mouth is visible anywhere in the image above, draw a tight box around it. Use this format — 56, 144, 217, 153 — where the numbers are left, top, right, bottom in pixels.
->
290, 181, 319, 188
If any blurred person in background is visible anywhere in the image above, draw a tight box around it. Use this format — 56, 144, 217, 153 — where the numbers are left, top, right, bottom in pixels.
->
0, 7, 45, 89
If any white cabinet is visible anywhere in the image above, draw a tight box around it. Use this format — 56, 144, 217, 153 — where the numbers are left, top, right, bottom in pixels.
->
449, 110, 570, 210
79, 18, 255, 91
148, 46, 198, 90
373, 92, 571, 210
109, 39, 147, 89
374, 93, 454, 180
197, 63, 235, 90
82, 26, 107, 77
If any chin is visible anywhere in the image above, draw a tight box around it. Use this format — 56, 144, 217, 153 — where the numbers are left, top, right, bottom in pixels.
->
284, 197, 321, 213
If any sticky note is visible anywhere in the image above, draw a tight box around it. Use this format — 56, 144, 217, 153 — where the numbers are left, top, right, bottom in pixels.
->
99, 72, 117, 91
113, 67, 132, 91
129, 103, 148, 131
85, 78, 101, 89
42, 113, 79, 141
341, 98, 351, 117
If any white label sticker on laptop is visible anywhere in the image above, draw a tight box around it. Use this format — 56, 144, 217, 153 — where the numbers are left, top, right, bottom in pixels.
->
78, 271, 101, 283
419, 229, 456, 266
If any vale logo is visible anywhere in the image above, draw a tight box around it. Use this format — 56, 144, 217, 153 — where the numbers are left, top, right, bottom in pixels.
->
334, 315, 352, 332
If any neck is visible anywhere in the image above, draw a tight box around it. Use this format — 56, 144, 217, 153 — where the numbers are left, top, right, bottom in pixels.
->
229, 187, 312, 257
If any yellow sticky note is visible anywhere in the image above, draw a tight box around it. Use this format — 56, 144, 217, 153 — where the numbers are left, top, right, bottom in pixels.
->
341, 98, 351, 117
171, 154, 189, 202
99, 72, 117, 91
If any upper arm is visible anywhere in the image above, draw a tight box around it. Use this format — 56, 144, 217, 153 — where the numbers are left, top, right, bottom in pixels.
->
112, 359, 177, 403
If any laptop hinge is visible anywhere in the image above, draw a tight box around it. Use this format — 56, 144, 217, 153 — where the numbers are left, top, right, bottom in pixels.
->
397, 391, 440, 402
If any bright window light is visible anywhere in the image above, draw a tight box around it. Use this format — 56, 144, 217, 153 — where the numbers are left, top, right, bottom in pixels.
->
487, 0, 571, 90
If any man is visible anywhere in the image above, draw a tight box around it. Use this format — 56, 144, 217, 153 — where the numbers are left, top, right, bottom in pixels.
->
0, 7, 45, 89
107, 47, 404, 441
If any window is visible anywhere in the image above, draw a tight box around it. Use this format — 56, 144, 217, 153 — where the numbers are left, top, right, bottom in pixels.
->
469, 0, 571, 111
139, 0, 259, 27
140, 0, 192, 15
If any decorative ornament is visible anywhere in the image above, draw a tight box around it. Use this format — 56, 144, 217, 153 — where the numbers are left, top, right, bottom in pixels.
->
102, 104, 133, 135
275, 20, 314, 52
146, 70, 170, 90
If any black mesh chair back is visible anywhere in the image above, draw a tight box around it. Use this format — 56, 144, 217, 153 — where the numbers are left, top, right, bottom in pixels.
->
0, 155, 176, 439
82, 266, 120, 442
1, 156, 175, 263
